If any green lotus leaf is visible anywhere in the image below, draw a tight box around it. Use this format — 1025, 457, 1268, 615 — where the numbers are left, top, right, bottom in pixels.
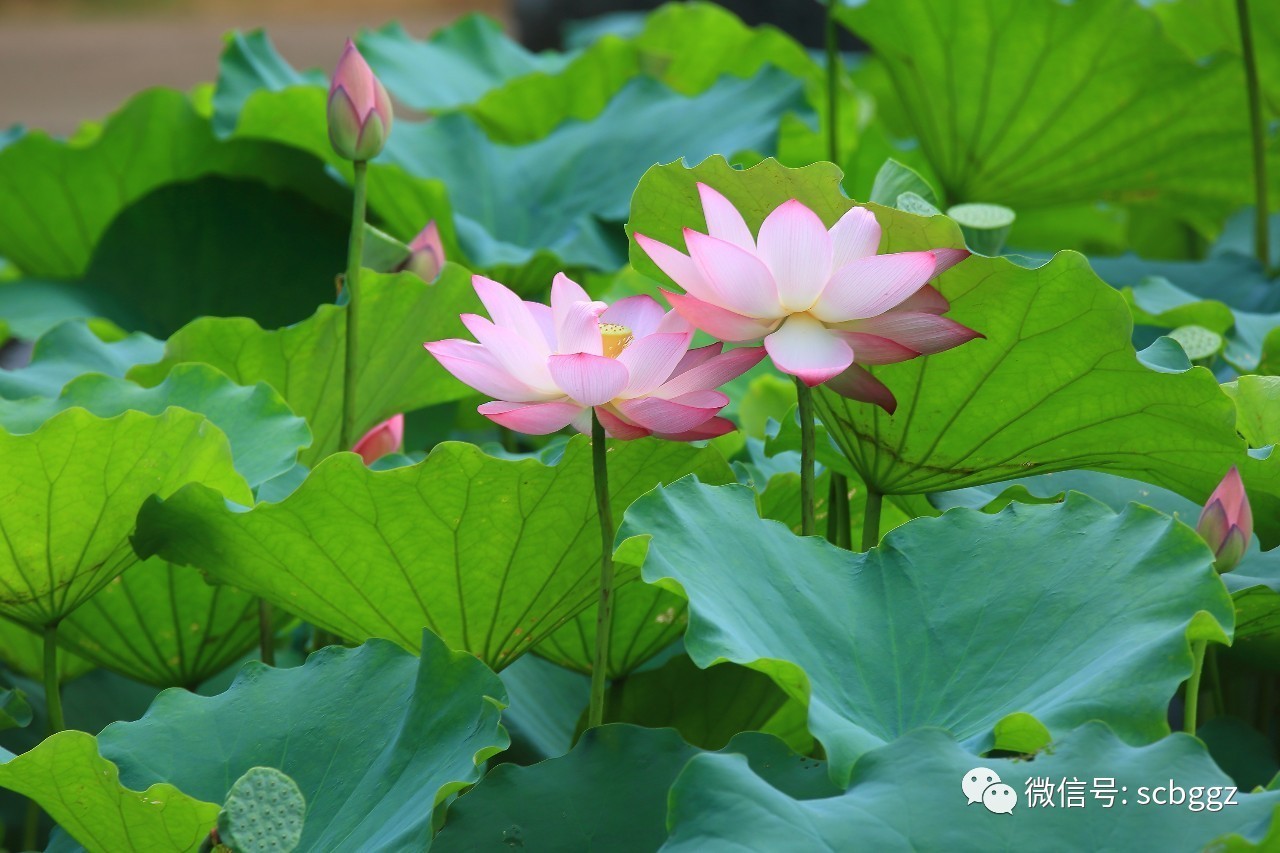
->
0, 320, 162, 401
233, 72, 807, 281
211, 29, 327, 136
496, 653, 589, 764
581, 654, 812, 753
835, 0, 1263, 236
0, 731, 218, 853
624, 478, 1232, 783
434, 725, 836, 853
92, 633, 506, 852
129, 267, 480, 464
56, 558, 289, 689
133, 437, 731, 669
664, 724, 1280, 851
358, 16, 575, 113
0, 363, 309, 489
532, 581, 689, 679
0, 88, 338, 280
627, 157, 1280, 546
0, 408, 247, 626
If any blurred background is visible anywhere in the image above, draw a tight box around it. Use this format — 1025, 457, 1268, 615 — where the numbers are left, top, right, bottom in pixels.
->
0, 0, 836, 134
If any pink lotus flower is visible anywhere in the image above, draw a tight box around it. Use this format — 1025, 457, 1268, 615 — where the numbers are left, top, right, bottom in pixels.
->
352, 414, 404, 464
634, 184, 980, 412
1196, 466, 1252, 573
328, 39, 393, 162
424, 274, 766, 439
398, 221, 445, 281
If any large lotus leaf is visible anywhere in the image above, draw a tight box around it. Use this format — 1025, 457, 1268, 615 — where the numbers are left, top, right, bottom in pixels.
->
56, 558, 286, 689
133, 438, 732, 669
129, 266, 480, 464
0, 320, 162, 400
0, 363, 309, 488
434, 725, 836, 853
624, 478, 1232, 784
73, 175, 348, 337
211, 29, 327, 136
664, 724, 1280, 852
533, 580, 689, 679
835, 0, 1264, 231
0, 732, 218, 853
585, 654, 812, 753
0, 88, 342, 280
383, 3, 816, 145
0, 408, 247, 626
358, 16, 575, 113
91, 633, 507, 852
233, 70, 807, 278
1153, 0, 1280, 118
627, 157, 1280, 546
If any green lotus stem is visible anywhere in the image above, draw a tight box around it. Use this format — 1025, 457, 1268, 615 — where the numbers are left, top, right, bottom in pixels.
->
22, 798, 39, 850
794, 377, 817, 536
340, 160, 369, 453
862, 485, 883, 552
258, 600, 275, 667
1185, 639, 1207, 734
1207, 645, 1225, 716
1236, 0, 1270, 271
43, 621, 63, 735
825, 0, 840, 162
834, 473, 852, 549
826, 477, 839, 541
588, 410, 616, 728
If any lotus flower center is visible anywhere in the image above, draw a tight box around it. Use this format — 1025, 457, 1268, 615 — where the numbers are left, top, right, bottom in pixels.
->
599, 323, 633, 358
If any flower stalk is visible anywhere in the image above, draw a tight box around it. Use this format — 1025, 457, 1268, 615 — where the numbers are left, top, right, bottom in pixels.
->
1236, 0, 1270, 271
588, 410, 616, 728
258, 600, 275, 667
341, 159, 369, 453
43, 621, 63, 734
795, 377, 817, 536
862, 484, 883, 551
825, 0, 840, 163
1185, 639, 1207, 734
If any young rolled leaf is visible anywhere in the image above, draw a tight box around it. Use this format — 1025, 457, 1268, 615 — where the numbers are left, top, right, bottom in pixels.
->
94, 633, 506, 852
625, 478, 1232, 784
0, 408, 247, 627
134, 438, 732, 668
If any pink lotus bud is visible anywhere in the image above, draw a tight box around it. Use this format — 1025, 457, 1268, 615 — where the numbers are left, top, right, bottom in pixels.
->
352, 414, 404, 464
327, 39, 393, 162
399, 221, 445, 281
1196, 466, 1252, 573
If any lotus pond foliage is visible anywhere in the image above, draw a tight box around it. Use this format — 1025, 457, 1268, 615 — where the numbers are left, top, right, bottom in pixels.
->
0, 0, 1279, 850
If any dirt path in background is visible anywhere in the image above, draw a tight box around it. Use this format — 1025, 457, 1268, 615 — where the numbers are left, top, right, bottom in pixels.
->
1, 0, 508, 134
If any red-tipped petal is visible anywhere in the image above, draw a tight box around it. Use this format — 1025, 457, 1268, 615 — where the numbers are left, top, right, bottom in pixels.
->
618, 331, 693, 397
842, 312, 982, 356
423, 339, 545, 401
697, 183, 755, 251
825, 364, 897, 414
931, 247, 971, 276
352, 414, 404, 463
829, 207, 881, 269
658, 345, 767, 398
634, 233, 719, 303
811, 251, 938, 323
661, 289, 776, 343
478, 400, 583, 435
595, 406, 653, 440
616, 393, 726, 434
600, 295, 667, 339
896, 285, 950, 315
685, 229, 784, 319
548, 353, 629, 406
764, 315, 853, 386
656, 416, 738, 442
756, 199, 834, 313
